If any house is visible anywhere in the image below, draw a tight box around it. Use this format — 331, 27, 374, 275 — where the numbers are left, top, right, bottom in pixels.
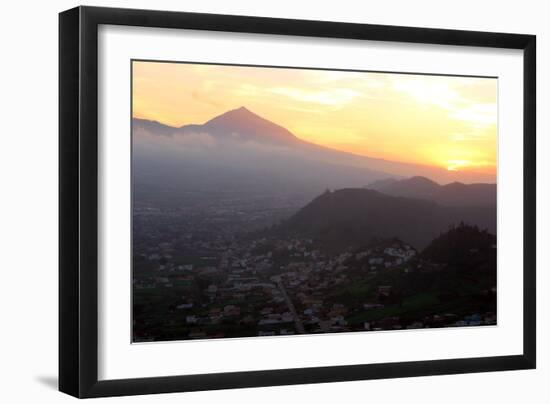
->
319, 320, 332, 332
378, 286, 392, 296
223, 305, 240, 316
369, 257, 384, 265
363, 303, 384, 310
331, 315, 347, 326
281, 312, 294, 322
241, 315, 255, 324
188, 329, 206, 338
260, 307, 274, 316
258, 318, 281, 325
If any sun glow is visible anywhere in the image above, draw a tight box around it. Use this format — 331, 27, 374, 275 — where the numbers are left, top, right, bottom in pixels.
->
133, 61, 497, 182
446, 160, 471, 172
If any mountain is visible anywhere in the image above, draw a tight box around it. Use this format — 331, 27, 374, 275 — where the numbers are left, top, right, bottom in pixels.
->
191, 106, 298, 144
133, 107, 496, 186
134, 107, 299, 146
366, 176, 496, 207
275, 188, 496, 250
132, 108, 395, 203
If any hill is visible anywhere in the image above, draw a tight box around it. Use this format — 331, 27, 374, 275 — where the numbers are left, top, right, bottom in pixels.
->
422, 223, 497, 265
275, 188, 496, 250
366, 176, 496, 206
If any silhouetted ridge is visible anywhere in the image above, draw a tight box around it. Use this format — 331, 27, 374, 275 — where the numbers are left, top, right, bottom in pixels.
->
422, 223, 496, 266
132, 118, 180, 137
367, 176, 496, 207
199, 106, 298, 144
276, 188, 496, 250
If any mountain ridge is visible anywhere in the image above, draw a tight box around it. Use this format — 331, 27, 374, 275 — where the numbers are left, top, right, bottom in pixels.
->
133, 107, 496, 184
274, 187, 496, 250
366, 176, 496, 206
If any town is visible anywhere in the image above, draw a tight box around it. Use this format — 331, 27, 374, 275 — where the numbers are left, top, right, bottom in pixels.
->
132, 200, 497, 342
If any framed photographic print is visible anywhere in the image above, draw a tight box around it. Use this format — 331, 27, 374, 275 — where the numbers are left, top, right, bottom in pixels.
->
59, 6, 536, 398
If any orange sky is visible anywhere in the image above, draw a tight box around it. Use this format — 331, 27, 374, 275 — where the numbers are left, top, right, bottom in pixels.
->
132, 61, 497, 178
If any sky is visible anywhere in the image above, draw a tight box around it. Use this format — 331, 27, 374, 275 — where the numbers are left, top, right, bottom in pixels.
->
132, 61, 497, 178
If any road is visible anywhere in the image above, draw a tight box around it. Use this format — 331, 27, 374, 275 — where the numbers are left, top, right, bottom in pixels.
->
276, 279, 306, 334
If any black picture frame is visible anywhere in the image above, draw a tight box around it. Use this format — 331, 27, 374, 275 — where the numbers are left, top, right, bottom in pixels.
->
59, 5, 536, 398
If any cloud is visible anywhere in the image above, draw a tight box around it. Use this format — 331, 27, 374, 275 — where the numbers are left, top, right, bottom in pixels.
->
390, 75, 497, 128
191, 90, 223, 109
391, 76, 459, 110
268, 86, 361, 107
135, 126, 218, 151
173, 132, 218, 149
449, 103, 497, 127
451, 133, 485, 142
233, 84, 261, 97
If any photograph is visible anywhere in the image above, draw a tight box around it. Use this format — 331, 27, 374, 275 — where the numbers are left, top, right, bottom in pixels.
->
0, 1, 542, 401
131, 61, 498, 343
